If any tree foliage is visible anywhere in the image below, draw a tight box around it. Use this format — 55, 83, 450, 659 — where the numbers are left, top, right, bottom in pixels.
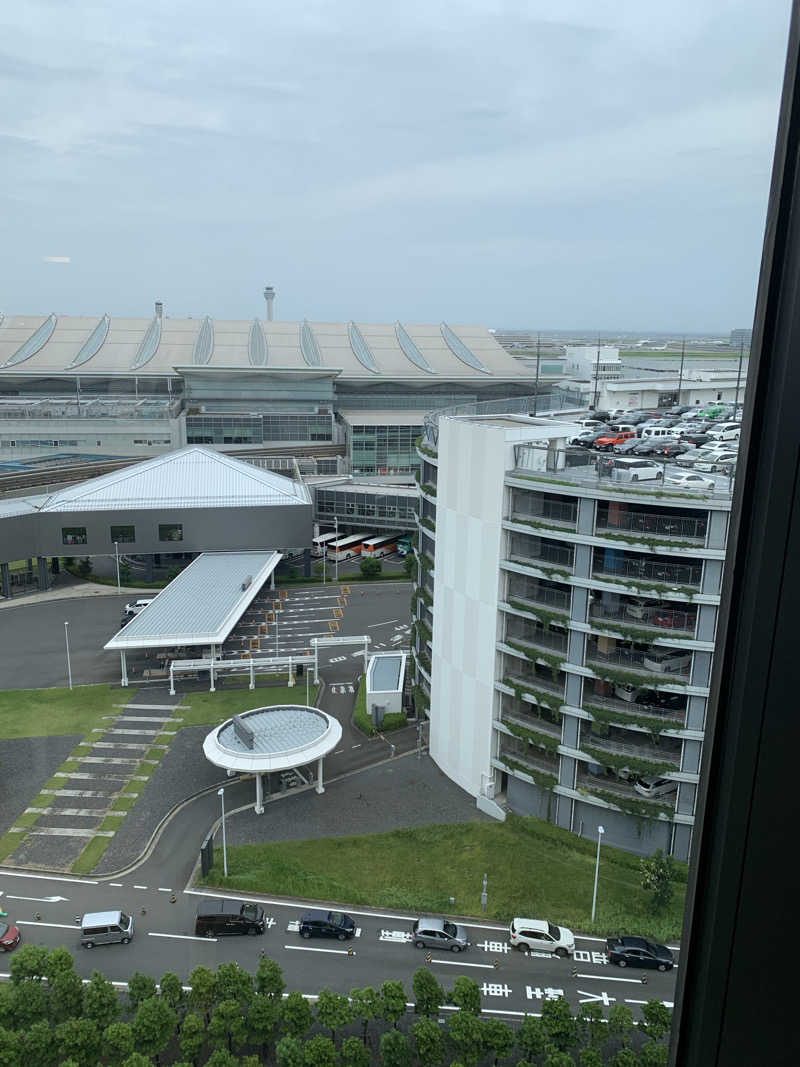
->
639, 848, 676, 912
379, 1028, 413, 1067
449, 977, 481, 1017
281, 992, 314, 1039
379, 981, 407, 1028
316, 987, 354, 1041
412, 969, 445, 1017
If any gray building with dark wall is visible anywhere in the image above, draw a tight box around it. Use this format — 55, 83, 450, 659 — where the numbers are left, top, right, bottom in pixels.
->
0, 446, 312, 596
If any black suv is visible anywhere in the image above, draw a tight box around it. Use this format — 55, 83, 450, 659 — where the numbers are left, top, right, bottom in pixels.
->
195, 899, 265, 937
299, 909, 356, 941
606, 935, 674, 971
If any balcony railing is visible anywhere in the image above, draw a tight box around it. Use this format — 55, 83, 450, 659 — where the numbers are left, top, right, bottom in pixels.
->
507, 582, 572, 613
505, 622, 568, 655
574, 772, 677, 818
596, 508, 707, 542
592, 555, 702, 589
588, 603, 697, 637
580, 727, 682, 767
585, 643, 691, 681
583, 690, 686, 727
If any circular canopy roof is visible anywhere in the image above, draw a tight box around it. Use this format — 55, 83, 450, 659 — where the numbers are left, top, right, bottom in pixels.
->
203, 705, 342, 774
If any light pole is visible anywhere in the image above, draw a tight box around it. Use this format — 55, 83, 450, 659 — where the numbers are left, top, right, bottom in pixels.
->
591, 824, 605, 922
305, 666, 310, 704
217, 787, 228, 877
334, 516, 339, 582
64, 621, 72, 690
114, 542, 120, 592
275, 609, 279, 655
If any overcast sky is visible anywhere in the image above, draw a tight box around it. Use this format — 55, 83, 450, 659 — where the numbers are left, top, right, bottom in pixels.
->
0, 1, 791, 331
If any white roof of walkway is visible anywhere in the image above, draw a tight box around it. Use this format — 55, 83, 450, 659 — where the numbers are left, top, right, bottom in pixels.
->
104, 550, 281, 651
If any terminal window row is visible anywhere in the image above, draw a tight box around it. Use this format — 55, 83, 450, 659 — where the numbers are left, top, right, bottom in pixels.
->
62, 524, 183, 546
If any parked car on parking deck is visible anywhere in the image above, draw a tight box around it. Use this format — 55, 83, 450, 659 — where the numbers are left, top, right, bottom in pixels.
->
634, 775, 679, 800
592, 430, 636, 451
665, 471, 716, 490
606, 935, 674, 971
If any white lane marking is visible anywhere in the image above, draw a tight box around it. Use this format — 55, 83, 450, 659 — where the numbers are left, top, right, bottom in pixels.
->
109, 883, 123, 887
16, 920, 77, 930
351, 744, 362, 749
334, 750, 344, 755
367, 620, 399, 628
0, 870, 97, 885
380, 930, 413, 943
422, 958, 494, 969
7, 894, 68, 903
285, 945, 353, 956
157, 888, 173, 893
149, 932, 217, 943
133, 885, 147, 889
574, 973, 649, 984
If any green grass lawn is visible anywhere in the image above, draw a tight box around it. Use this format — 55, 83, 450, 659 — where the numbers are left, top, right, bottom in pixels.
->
177, 681, 319, 727
200, 814, 687, 941
0, 685, 117, 739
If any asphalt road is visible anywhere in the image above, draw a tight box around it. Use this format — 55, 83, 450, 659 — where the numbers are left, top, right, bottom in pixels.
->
0, 580, 412, 691
0, 867, 678, 1021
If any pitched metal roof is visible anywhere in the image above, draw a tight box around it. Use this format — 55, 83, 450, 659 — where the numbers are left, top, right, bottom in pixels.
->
36, 445, 310, 512
104, 550, 281, 650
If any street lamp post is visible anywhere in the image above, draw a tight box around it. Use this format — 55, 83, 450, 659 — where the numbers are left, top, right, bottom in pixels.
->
217, 787, 228, 877
64, 621, 72, 690
114, 542, 120, 593
591, 824, 605, 922
334, 516, 339, 582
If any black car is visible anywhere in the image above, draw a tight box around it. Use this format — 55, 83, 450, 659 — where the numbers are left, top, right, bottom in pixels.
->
299, 909, 356, 941
195, 899, 265, 937
606, 935, 674, 971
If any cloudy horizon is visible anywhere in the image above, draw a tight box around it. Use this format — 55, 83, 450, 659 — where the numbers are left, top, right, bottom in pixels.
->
0, 1, 791, 332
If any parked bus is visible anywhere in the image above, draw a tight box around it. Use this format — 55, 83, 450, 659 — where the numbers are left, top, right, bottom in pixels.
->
361, 534, 398, 559
312, 531, 340, 557
326, 533, 371, 561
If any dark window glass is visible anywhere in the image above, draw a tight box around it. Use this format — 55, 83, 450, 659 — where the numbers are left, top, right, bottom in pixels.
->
159, 524, 183, 542
62, 527, 87, 546
110, 525, 135, 543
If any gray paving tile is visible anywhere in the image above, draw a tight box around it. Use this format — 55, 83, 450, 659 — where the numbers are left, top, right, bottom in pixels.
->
8, 831, 89, 870
0, 735, 82, 836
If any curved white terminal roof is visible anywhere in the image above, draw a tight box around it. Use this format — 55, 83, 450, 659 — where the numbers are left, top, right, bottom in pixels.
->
0, 315, 529, 381
203, 705, 342, 774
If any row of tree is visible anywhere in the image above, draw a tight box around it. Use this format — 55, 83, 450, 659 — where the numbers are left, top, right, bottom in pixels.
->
0, 944, 671, 1065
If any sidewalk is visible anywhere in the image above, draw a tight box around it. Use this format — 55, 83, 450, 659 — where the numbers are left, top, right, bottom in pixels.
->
0, 578, 156, 611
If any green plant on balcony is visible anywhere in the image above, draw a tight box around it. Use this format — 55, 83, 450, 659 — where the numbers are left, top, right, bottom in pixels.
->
418, 650, 432, 675
587, 662, 688, 690
420, 483, 437, 498
507, 600, 570, 629
594, 530, 702, 552
504, 719, 560, 755
505, 640, 565, 681
497, 755, 558, 792
581, 743, 675, 778
502, 676, 563, 718
583, 702, 683, 742
409, 622, 418, 648
417, 587, 433, 608
413, 684, 430, 712
589, 616, 692, 644
593, 573, 697, 600
509, 515, 575, 533
529, 563, 573, 583
420, 516, 436, 533
577, 785, 674, 821
418, 620, 433, 646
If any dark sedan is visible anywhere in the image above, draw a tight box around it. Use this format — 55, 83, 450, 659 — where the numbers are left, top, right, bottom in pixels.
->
606, 935, 674, 971
298, 909, 356, 941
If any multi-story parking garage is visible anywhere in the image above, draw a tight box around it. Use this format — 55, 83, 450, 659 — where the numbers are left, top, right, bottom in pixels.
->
412, 402, 731, 860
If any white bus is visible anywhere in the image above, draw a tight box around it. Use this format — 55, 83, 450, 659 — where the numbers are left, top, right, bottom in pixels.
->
361, 534, 398, 559
326, 533, 371, 561
312, 531, 340, 557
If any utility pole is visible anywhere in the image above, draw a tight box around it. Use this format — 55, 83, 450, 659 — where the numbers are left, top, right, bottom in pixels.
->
677, 337, 686, 407
592, 335, 601, 411
334, 516, 339, 583
533, 333, 541, 414
735, 339, 745, 411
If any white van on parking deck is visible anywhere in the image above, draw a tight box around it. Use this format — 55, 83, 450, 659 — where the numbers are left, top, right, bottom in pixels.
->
80, 910, 134, 948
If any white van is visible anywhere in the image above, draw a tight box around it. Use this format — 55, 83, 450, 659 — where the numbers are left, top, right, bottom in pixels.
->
705, 423, 741, 442
604, 458, 664, 482
81, 910, 134, 948
640, 426, 677, 441
124, 598, 153, 617
642, 648, 692, 674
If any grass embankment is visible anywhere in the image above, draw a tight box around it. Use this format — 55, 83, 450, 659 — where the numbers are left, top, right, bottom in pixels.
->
177, 681, 320, 727
353, 676, 408, 736
0, 684, 117, 739
200, 814, 687, 941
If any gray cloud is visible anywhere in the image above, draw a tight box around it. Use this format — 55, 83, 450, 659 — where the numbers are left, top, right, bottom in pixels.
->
0, 0, 791, 330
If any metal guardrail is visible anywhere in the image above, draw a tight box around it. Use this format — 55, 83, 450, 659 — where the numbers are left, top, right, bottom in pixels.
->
423, 391, 585, 445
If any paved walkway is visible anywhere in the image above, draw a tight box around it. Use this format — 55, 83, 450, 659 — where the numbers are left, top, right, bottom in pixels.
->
7, 690, 183, 871
0, 577, 155, 611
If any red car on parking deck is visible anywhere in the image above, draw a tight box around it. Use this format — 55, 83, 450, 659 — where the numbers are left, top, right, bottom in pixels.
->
653, 611, 696, 630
